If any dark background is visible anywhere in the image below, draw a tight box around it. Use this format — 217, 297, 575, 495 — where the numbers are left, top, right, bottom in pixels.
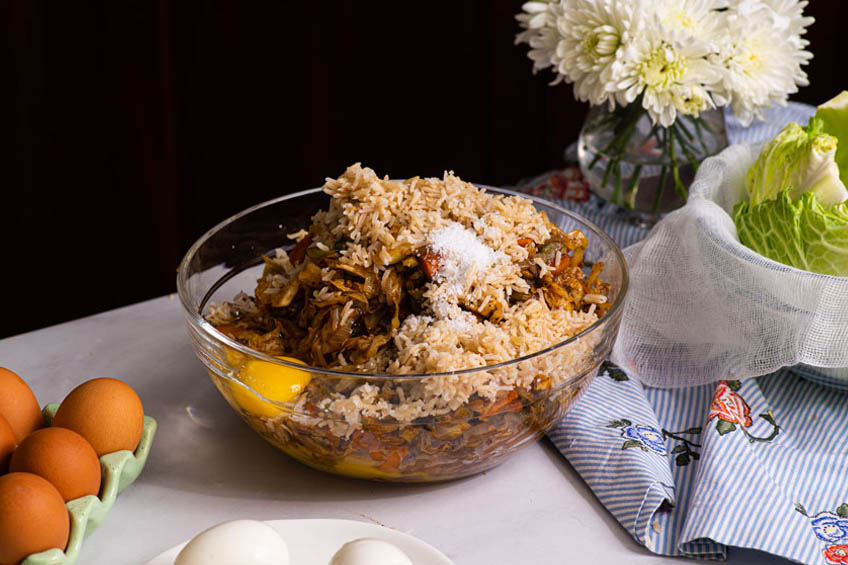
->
3, 1, 839, 338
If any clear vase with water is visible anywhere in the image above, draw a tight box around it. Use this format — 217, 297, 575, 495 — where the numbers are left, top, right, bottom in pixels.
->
578, 104, 728, 222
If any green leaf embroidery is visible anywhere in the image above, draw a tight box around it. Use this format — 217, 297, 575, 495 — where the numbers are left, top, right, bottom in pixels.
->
726, 380, 742, 391
607, 419, 632, 428
662, 427, 702, 466
837, 503, 848, 517
622, 439, 643, 450
716, 419, 737, 435
605, 364, 629, 381
795, 503, 809, 517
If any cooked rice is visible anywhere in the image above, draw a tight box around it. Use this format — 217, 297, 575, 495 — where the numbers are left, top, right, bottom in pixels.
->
213, 163, 605, 434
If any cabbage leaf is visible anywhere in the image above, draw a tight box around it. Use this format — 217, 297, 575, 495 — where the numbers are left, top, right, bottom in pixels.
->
734, 190, 848, 276
815, 90, 848, 187
744, 119, 846, 207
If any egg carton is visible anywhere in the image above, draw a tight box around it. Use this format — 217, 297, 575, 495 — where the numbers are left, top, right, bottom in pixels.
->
21, 403, 157, 565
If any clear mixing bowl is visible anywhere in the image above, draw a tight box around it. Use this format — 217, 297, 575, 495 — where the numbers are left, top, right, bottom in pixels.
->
176, 186, 628, 482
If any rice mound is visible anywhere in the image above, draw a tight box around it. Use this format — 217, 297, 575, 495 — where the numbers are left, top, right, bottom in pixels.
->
213, 163, 605, 431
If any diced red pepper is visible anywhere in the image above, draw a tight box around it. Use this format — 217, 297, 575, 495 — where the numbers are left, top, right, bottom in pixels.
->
289, 235, 312, 266
551, 253, 571, 275
418, 249, 442, 281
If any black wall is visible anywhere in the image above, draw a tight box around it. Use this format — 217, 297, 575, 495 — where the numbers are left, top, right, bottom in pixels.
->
3, 1, 840, 338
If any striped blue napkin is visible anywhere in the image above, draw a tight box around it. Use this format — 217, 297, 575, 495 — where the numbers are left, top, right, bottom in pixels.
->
517, 102, 848, 564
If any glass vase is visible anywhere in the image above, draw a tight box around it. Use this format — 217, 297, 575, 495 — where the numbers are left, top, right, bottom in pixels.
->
577, 104, 728, 221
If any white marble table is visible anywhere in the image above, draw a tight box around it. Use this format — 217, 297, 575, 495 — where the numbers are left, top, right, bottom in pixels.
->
0, 296, 788, 564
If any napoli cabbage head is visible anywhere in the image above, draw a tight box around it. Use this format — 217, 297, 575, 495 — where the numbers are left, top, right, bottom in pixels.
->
744, 119, 846, 207
735, 91, 848, 276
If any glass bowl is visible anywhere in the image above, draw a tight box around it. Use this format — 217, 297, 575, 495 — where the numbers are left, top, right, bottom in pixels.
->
176, 186, 628, 482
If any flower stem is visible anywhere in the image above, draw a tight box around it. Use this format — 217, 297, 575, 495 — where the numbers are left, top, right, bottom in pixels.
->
624, 164, 642, 209
613, 160, 622, 204
672, 125, 701, 174
661, 429, 702, 447
675, 115, 696, 141
598, 104, 644, 204
668, 131, 687, 200
739, 410, 780, 443
653, 164, 668, 215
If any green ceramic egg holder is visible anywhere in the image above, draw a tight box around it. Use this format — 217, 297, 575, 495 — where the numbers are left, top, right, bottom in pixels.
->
21, 403, 157, 565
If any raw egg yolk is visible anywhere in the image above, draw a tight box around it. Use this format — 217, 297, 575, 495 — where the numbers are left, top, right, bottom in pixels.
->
230, 357, 310, 418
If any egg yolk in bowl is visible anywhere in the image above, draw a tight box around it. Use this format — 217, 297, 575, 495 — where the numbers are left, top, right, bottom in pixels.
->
229, 357, 311, 418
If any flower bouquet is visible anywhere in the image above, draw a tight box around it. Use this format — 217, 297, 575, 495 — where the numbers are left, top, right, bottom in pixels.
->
516, 0, 814, 216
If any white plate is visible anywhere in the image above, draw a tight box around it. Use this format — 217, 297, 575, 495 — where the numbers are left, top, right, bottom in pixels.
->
147, 518, 454, 565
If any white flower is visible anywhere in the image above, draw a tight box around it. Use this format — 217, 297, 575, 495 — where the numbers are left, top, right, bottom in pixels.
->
515, 2, 564, 76
710, 0, 812, 126
761, 0, 815, 38
516, 0, 642, 106
653, 0, 726, 48
514, 0, 814, 128
552, 0, 644, 107
615, 17, 722, 126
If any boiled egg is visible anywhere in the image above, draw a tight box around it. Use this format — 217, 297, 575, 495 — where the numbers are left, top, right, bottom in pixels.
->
229, 357, 310, 418
330, 538, 413, 565
174, 520, 289, 565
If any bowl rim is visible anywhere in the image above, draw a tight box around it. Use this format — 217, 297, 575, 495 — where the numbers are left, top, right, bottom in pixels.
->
176, 184, 629, 379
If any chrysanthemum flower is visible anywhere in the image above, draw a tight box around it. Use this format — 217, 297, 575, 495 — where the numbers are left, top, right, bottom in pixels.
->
614, 18, 722, 126
710, 0, 813, 125
517, 0, 642, 107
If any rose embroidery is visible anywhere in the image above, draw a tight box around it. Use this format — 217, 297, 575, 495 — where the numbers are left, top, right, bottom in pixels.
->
709, 380, 753, 428
524, 167, 591, 203
825, 545, 848, 564
708, 380, 780, 442
796, 503, 848, 563
560, 166, 591, 202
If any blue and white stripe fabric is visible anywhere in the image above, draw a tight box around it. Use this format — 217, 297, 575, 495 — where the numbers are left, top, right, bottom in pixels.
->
521, 103, 848, 564
678, 373, 848, 562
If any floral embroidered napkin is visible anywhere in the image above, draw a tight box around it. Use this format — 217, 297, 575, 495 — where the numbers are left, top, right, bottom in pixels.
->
551, 364, 848, 563
517, 103, 848, 564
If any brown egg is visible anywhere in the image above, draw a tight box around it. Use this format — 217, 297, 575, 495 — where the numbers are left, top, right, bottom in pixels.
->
0, 472, 69, 565
0, 415, 15, 474
52, 378, 144, 456
0, 367, 43, 443
10, 427, 101, 502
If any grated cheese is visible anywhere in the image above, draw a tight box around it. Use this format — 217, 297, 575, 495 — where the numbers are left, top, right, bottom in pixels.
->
427, 222, 503, 328
429, 222, 499, 294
